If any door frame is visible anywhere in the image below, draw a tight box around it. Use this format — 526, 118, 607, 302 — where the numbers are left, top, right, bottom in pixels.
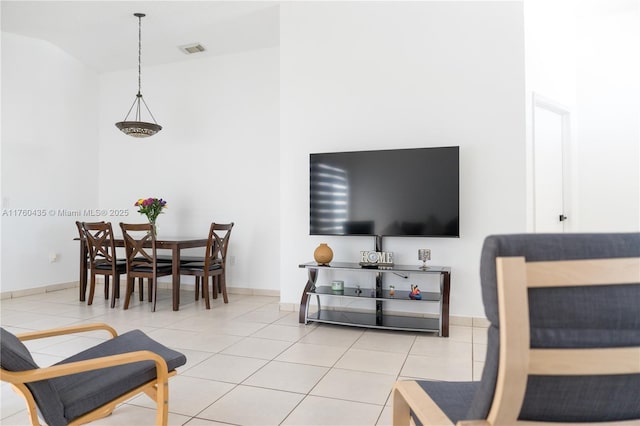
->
531, 92, 573, 232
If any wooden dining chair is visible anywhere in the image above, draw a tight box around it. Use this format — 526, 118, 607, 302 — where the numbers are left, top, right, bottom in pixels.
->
119, 223, 173, 311
82, 222, 127, 308
75, 221, 90, 302
180, 222, 234, 308
75, 220, 114, 301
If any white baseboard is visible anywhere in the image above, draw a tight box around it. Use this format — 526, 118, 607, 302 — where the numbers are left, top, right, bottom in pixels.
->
1, 281, 78, 300
1, 280, 280, 300
279, 302, 298, 312
155, 281, 279, 297
227, 287, 280, 297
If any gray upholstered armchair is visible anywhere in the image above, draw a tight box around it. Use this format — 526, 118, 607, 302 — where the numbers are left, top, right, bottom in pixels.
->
393, 233, 640, 425
1, 323, 186, 426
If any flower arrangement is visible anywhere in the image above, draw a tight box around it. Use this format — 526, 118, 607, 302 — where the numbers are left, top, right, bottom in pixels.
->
134, 197, 167, 225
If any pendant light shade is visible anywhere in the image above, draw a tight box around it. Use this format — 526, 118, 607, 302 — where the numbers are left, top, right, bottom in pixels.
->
115, 13, 162, 138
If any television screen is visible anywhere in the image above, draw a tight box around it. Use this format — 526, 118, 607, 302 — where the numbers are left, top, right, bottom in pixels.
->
310, 147, 459, 237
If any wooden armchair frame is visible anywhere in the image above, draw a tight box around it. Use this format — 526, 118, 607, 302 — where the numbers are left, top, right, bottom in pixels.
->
0, 323, 175, 426
393, 256, 640, 426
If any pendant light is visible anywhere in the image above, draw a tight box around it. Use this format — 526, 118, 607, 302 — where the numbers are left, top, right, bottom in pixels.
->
115, 13, 162, 138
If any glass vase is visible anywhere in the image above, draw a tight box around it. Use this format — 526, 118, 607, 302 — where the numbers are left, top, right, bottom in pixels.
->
149, 219, 157, 236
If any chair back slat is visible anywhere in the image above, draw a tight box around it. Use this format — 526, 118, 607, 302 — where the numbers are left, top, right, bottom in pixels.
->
82, 222, 117, 267
529, 347, 640, 376
526, 258, 640, 288
120, 223, 157, 268
204, 223, 234, 269
76, 220, 87, 243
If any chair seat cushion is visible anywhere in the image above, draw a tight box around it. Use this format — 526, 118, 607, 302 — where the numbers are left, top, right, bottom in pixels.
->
180, 262, 222, 272
156, 255, 205, 263
94, 260, 126, 272
52, 329, 186, 423
130, 264, 173, 273
412, 380, 478, 424
133, 256, 162, 262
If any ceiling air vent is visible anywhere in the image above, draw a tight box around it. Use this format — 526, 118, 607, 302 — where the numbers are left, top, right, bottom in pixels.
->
179, 43, 206, 55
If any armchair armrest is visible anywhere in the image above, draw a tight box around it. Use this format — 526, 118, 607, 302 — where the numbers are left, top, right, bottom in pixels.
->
16, 323, 118, 341
393, 381, 455, 426
1, 350, 170, 386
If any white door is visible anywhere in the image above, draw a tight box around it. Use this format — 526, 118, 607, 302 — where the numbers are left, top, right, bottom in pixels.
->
533, 95, 570, 232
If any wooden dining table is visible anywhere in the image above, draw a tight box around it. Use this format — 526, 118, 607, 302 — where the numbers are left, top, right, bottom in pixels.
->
78, 236, 209, 311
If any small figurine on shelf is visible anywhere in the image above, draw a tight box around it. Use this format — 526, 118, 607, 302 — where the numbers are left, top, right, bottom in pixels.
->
409, 284, 422, 300
389, 285, 395, 297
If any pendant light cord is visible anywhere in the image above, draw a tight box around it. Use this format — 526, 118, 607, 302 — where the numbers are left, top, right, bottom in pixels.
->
135, 13, 159, 124
117, 12, 160, 128
137, 14, 142, 96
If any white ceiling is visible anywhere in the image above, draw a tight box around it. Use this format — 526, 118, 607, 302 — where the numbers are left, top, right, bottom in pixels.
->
1, 1, 280, 73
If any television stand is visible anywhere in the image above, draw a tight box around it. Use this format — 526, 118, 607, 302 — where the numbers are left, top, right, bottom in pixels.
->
298, 262, 451, 336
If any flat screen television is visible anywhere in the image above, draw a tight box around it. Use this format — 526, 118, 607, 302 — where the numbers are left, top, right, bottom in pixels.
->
310, 146, 459, 237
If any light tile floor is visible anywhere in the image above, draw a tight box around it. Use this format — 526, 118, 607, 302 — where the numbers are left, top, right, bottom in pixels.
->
0, 286, 487, 426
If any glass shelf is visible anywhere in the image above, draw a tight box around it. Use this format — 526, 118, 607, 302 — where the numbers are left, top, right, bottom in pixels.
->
308, 285, 440, 302
305, 310, 440, 333
299, 261, 451, 274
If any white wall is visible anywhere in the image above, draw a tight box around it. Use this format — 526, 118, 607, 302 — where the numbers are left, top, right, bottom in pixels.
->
575, 2, 640, 231
523, 0, 578, 231
279, 1, 527, 318
524, 0, 578, 107
98, 46, 281, 292
523, 0, 639, 233
1, 35, 280, 294
1, 32, 99, 292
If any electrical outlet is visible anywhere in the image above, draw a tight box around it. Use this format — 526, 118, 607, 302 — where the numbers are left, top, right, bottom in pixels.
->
49, 253, 58, 263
